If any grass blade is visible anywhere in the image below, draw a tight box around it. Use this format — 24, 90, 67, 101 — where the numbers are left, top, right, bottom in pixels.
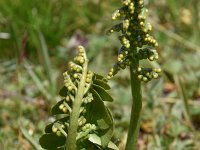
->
37, 31, 56, 95
20, 127, 42, 150
24, 61, 51, 100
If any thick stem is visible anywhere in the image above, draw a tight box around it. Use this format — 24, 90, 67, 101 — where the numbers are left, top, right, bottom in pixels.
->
66, 60, 88, 150
125, 59, 142, 150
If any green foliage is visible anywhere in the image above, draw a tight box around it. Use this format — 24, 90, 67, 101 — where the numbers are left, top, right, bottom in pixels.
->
0, 0, 120, 58
39, 46, 117, 150
40, 134, 66, 149
1, 0, 200, 150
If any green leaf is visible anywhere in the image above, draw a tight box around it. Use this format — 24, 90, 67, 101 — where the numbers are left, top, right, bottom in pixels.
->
96, 119, 110, 130
94, 73, 104, 80
92, 85, 113, 102
100, 108, 114, 148
89, 90, 113, 147
45, 124, 53, 134
78, 140, 101, 150
93, 79, 111, 90
106, 108, 114, 125
89, 90, 112, 127
51, 99, 66, 115
59, 86, 68, 97
39, 133, 66, 149
45, 116, 69, 133
88, 134, 119, 150
100, 127, 114, 148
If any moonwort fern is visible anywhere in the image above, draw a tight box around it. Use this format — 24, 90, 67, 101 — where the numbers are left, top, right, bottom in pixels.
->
39, 46, 118, 150
39, 0, 161, 149
106, 0, 161, 149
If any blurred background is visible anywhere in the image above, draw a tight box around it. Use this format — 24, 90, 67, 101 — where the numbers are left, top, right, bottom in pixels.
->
0, 0, 200, 149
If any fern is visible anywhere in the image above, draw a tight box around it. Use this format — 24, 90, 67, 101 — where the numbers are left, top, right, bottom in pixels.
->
106, 0, 161, 149
39, 46, 118, 150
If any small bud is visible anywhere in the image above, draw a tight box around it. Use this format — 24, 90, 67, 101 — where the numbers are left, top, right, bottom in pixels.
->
112, 10, 120, 20
87, 98, 92, 103
79, 121, 83, 126
149, 56, 154, 61
76, 67, 81, 72
137, 67, 142, 72
82, 118, 86, 124
79, 58, 85, 64
84, 99, 88, 104
59, 104, 64, 110
86, 78, 91, 83
155, 68, 162, 73
67, 85, 73, 91
52, 126, 58, 133
82, 126, 87, 132
62, 107, 68, 113
77, 46, 85, 53
66, 96, 70, 102
140, 22, 144, 26
143, 77, 148, 82
153, 73, 159, 79
155, 55, 159, 60
73, 73, 78, 79
139, 0, 144, 5
138, 75, 143, 79
107, 75, 111, 80
91, 124, 97, 130
85, 123, 91, 129
56, 131, 62, 136
69, 62, 75, 69
155, 42, 159, 47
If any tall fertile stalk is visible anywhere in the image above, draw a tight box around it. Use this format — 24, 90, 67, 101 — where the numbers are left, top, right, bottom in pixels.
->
106, 0, 161, 149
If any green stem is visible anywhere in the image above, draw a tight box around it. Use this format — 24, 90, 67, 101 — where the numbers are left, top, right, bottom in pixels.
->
65, 60, 88, 150
176, 76, 194, 130
38, 31, 56, 96
125, 59, 142, 150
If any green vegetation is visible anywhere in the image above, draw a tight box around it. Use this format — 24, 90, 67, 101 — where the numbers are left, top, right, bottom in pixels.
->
0, 0, 200, 149
40, 46, 116, 150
